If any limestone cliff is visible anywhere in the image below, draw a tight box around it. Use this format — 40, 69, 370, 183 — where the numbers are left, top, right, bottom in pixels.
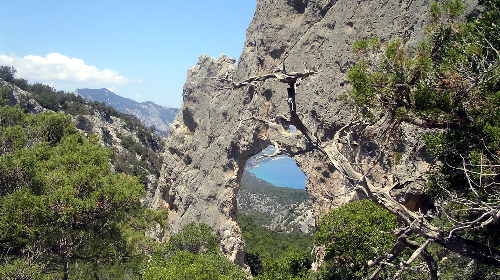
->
157, 0, 480, 265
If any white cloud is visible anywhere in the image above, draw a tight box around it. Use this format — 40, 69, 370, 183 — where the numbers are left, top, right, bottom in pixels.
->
0, 53, 141, 86
107, 87, 118, 93
134, 94, 142, 100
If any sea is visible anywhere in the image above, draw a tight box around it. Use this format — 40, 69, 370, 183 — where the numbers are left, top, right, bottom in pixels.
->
248, 157, 306, 189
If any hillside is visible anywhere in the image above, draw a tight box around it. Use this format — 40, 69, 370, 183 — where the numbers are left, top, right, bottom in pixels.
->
238, 171, 315, 234
2, 77, 312, 236
75, 88, 178, 136
1, 80, 166, 223
0, 75, 176, 279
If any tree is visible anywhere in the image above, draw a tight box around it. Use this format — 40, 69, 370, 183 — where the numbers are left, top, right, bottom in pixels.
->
0, 85, 10, 106
255, 248, 310, 280
0, 66, 16, 82
330, 0, 500, 278
163, 223, 219, 257
237, 211, 313, 277
0, 101, 146, 279
315, 200, 397, 279
143, 251, 247, 280
143, 223, 247, 280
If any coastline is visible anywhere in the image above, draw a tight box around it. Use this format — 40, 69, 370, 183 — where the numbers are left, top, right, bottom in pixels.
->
247, 157, 306, 189
246, 155, 289, 170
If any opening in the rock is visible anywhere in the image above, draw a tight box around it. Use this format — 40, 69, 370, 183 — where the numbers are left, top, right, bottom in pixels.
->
244, 145, 306, 189
238, 145, 314, 276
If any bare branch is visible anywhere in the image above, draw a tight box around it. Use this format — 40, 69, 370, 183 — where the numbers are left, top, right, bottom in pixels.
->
232, 69, 317, 89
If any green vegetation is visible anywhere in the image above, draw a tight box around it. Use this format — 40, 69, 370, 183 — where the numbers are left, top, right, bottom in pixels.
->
315, 200, 397, 279
1, 70, 165, 190
0, 90, 167, 279
0, 66, 29, 92
238, 211, 313, 279
143, 223, 247, 280
352, 37, 381, 53
239, 171, 311, 231
0, 78, 245, 279
3, 1, 499, 279
255, 249, 311, 280
144, 251, 246, 280
337, 0, 500, 278
163, 223, 219, 256
240, 172, 310, 206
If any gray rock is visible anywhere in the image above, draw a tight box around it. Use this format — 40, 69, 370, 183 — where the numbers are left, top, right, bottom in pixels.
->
0, 80, 45, 114
157, 0, 480, 266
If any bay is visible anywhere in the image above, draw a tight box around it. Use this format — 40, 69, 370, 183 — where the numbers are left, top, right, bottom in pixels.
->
248, 157, 306, 189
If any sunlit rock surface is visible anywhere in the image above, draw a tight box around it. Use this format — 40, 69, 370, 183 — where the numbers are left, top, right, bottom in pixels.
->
156, 0, 479, 265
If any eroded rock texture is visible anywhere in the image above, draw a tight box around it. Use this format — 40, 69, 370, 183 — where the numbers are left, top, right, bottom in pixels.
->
158, 0, 479, 265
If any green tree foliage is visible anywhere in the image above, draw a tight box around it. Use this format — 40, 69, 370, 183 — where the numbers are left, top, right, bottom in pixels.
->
237, 211, 313, 278
143, 251, 247, 280
163, 223, 219, 257
0, 259, 49, 280
0, 85, 10, 106
143, 223, 246, 280
0, 66, 16, 82
344, 0, 500, 278
0, 98, 150, 279
0, 68, 165, 191
255, 248, 310, 280
314, 200, 397, 279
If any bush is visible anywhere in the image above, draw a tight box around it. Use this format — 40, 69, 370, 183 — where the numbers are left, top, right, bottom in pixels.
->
255, 248, 310, 280
143, 223, 246, 280
314, 200, 397, 279
143, 251, 247, 280
164, 223, 219, 257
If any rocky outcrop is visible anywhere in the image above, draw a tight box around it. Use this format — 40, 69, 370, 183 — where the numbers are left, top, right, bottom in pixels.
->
157, 0, 480, 265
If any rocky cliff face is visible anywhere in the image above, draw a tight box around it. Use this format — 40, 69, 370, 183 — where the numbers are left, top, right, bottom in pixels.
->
157, 0, 480, 265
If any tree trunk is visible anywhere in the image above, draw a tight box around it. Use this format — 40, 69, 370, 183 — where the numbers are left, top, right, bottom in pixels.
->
63, 257, 69, 280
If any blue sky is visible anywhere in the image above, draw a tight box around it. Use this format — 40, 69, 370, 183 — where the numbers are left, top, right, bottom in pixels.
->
0, 0, 256, 108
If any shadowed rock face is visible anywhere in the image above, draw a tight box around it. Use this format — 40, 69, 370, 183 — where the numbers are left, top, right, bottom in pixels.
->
157, 0, 479, 265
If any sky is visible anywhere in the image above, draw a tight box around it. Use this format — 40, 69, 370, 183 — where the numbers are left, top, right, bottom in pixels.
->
0, 0, 256, 108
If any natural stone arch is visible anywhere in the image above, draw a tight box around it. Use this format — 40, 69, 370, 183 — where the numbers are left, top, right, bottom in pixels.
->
155, 0, 480, 266
157, 53, 359, 265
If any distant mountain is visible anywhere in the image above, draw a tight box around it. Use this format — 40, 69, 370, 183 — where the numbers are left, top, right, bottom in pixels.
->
75, 88, 178, 136
238, 171, 315, 234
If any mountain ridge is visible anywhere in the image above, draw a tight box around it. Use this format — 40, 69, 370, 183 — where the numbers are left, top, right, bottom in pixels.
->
238, 171, 315, 234
75, 88, 178, 136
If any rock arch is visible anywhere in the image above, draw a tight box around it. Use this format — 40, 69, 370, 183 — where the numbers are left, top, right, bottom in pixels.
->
156, 0, 479, 265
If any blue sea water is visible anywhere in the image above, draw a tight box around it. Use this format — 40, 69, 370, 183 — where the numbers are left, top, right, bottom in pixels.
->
248, 157, 306, 189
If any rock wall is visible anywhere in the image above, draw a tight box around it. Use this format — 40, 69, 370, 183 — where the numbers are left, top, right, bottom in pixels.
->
157, 0, 479, 265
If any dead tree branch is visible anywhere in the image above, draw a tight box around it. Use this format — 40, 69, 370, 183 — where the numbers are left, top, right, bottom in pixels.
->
231, 69, 317, 89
